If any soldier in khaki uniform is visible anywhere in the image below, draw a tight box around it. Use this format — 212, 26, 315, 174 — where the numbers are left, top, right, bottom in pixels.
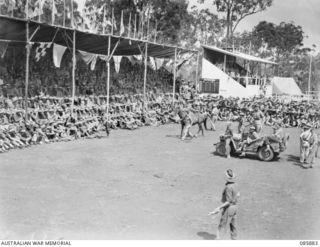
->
209, 169, 240, 240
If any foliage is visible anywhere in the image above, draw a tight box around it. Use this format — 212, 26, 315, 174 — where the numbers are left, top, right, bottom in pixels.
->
252, 21, 304, 56
198, 0, 273, 38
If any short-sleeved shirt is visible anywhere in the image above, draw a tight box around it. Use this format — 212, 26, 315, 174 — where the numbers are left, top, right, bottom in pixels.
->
221, 183, 238, 206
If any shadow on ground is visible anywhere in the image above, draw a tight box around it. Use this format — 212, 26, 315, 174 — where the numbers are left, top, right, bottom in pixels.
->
286, 155, 303, 168
197, 231, 217, 240
165, 135, 181, 139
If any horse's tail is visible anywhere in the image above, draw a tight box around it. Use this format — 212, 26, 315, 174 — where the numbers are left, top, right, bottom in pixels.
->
203, 114, 208, 130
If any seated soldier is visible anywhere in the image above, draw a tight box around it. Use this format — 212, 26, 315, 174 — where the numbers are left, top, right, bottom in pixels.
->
240, 126, 260, 156
18, 125, 32, 146
36, 126, 50, 144
6, 126, 25, 148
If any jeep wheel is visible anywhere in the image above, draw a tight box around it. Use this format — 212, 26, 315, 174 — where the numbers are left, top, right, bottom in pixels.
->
216, 143, 226, 156
258, 146, 275, 162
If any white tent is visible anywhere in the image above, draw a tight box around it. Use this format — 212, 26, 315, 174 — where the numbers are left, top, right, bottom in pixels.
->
272, 77, 302, 95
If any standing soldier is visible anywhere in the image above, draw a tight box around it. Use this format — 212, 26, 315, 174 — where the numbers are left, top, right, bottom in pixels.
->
237, 112, 246, 134
306, 126, 318, 168
300, 124, 312, 165
208, 169, 239, 240
316, 133, 320, 159
209, 103, 220, 131
252, 105, 264, 133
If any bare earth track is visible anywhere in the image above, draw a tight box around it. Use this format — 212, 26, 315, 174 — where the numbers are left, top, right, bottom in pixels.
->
0, 122, 320, 240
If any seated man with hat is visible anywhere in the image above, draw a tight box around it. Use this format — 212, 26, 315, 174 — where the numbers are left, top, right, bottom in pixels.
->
239, 125, 260, 157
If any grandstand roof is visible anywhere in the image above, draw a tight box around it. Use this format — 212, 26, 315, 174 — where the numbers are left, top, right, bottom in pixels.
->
0, 15, 196, 58
202, 45, 277, 65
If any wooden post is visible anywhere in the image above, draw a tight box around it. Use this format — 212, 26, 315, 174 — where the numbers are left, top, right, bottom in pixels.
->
195, 50, 200, 90
24, 21, 30, 121
70, 30, 76, 116
223, 54, 227, 72
106, 35, 111, 122
172, 47, 177, 104
143, 42, 148, 111
52, 0, 55, 25
63, 0, 66, 27
308, 54, 312, 102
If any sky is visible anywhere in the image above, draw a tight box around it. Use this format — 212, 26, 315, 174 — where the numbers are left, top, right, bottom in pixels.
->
189, 0, 320, 51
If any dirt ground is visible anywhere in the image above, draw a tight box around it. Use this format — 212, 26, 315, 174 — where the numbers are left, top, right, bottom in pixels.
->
0, 122, 320, 240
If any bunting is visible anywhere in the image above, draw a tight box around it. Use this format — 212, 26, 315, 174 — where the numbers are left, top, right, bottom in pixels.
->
53, 44, 67, 68
79, 50, 98, 71
35, 43, 51, 62
126, 56, 135, 66
113, 56, 123, 73
133, 55, 142, 65
149, 57, 156, 70
155, 58, 164, 70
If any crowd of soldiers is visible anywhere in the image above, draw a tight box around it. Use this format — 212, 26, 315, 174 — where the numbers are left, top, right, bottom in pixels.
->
0, 93, 175, 153
1, 93, 319, 161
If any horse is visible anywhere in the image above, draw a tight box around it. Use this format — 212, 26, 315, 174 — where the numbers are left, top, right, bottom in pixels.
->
175, 107, 209, 140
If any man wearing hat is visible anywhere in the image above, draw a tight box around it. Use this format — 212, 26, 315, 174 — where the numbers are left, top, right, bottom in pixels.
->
306, 126, 318, 168
300, 123, 312, 164
240, 125, 260, 157
209, 103, 219, 131
252, 104, 265, 134
208, 169, 239, 240
316, 133, 320, 159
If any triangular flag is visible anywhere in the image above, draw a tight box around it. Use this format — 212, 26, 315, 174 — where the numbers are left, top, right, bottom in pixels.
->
90, 56, 97, 70
53, 44, 67, 68
126, 56, 135, 66
79, 50, 98, 70
149, 57, 156, 70
155, 58, 164, 70
98, 55, 108, 62
113, 56, 123, 73
120, 10, 125, 36
35, 43, 52, 62
133, 55, 142, 61
112, 9, 117, 31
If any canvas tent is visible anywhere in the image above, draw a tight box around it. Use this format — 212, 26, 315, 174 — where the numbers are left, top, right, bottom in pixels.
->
272, 77, 302, 95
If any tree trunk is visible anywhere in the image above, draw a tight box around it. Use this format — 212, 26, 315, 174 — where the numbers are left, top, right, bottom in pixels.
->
226, 8, 230, 39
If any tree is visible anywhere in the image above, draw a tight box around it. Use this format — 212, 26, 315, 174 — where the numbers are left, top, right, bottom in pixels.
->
199, 0, 273, 39
252, 21, 304, 57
